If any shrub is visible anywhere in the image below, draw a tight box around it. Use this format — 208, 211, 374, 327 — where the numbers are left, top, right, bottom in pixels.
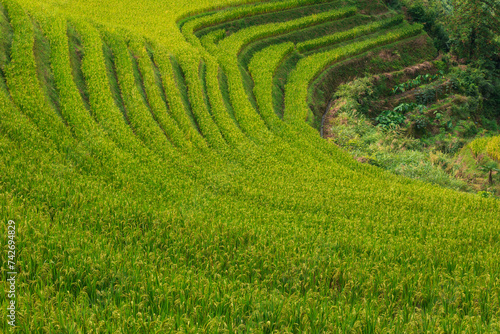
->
455, 120, 479, 138
394, 102, 425, 114
376, 110, 405, 129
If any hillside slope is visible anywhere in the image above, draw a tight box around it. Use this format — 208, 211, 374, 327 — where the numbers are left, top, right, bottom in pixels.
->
1, 0, 499, 332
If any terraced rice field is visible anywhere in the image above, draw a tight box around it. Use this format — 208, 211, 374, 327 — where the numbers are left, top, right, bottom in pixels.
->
0, 0, 499, 332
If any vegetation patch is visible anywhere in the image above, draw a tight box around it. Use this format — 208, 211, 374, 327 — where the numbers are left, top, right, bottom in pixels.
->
326, 61, 500, 196
312, 34, 437, 129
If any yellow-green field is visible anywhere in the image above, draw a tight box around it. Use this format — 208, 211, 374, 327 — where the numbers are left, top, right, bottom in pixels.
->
0, 0, 499, 332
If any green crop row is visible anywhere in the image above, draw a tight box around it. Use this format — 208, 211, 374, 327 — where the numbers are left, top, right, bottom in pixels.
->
209, 51, 271, 141
150, 47, 209, 151
75, 20, 146, 153
184, 30, 252, 150
181, 0, 335, 46
248, 42, 364, 170
38, 15, 201, 187
39, 16, 96, 139
203, 30, 351, 165
296, 14, 404, 52
285, 24, 424, 123
37, 14, 139, 178
0, 1, 203, 224
248, 42, 295, 130
206, 5, 375, 169
199, 29, 225, 52
192, 4, 378, 170
103, 30, 180, 158
198, 32, 264, 144
0, 4, 197, 201
203, 57, 251, 149
3, 0, 74, 152
208, 7, 356, 142
218, 6, 357, 56
128, 38, 192, 152
198, 38, 259, 156
487, 136, 500, 162
177, 56, 229, 151
185, 2, 392, 170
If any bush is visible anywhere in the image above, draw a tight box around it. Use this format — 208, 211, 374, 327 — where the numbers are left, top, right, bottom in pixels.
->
480, 116, 499, 131
407, 4, 449, 52
478, 191, 494, 198
433, 60, 448, 72
412, 113, 429, 129
415, 87, 437, 105
376, 110, 405, 129
334, 77, 374, 102
394, 102, 426, 113
450, 66, 494, 97
455, 120, 479, 138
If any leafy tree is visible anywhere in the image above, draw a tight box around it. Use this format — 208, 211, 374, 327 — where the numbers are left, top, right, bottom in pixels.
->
479, 160, 500, 185
447, 0, 500, 61
407, 3, 450, 51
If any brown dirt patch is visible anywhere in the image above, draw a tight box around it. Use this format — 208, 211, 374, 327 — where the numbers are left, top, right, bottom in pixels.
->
378, 49, 400, 62
356, 156, 370, 163
323, 99, 348, 139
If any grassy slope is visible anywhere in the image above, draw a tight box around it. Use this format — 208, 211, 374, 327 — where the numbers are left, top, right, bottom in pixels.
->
0, 0, 499, 332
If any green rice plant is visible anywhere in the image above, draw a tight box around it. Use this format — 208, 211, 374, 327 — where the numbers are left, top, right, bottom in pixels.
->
487, 135, 500, 162
210, 7, 357, 142
218, 6, 357, 56
203, 56, 251, 149
297, 14, 404, 52
176, 54, 229, 150
181, 0, 334, 47
199, 28, 225, 51
3, 0, 74, 152
39, 15, 95, 138
248, 42, 369, 170
37, 14, 139, 178
74, 20, 145, 153
152, 47, 209, 151
248, 42, 295, 130
468, 136, 490, 157
103, 30, 178, 156
128, 38, 192, 151
0, 6, 196, 192
209, 50, 271, 141
194, 33, 260, 152
0, 64, 66, 161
